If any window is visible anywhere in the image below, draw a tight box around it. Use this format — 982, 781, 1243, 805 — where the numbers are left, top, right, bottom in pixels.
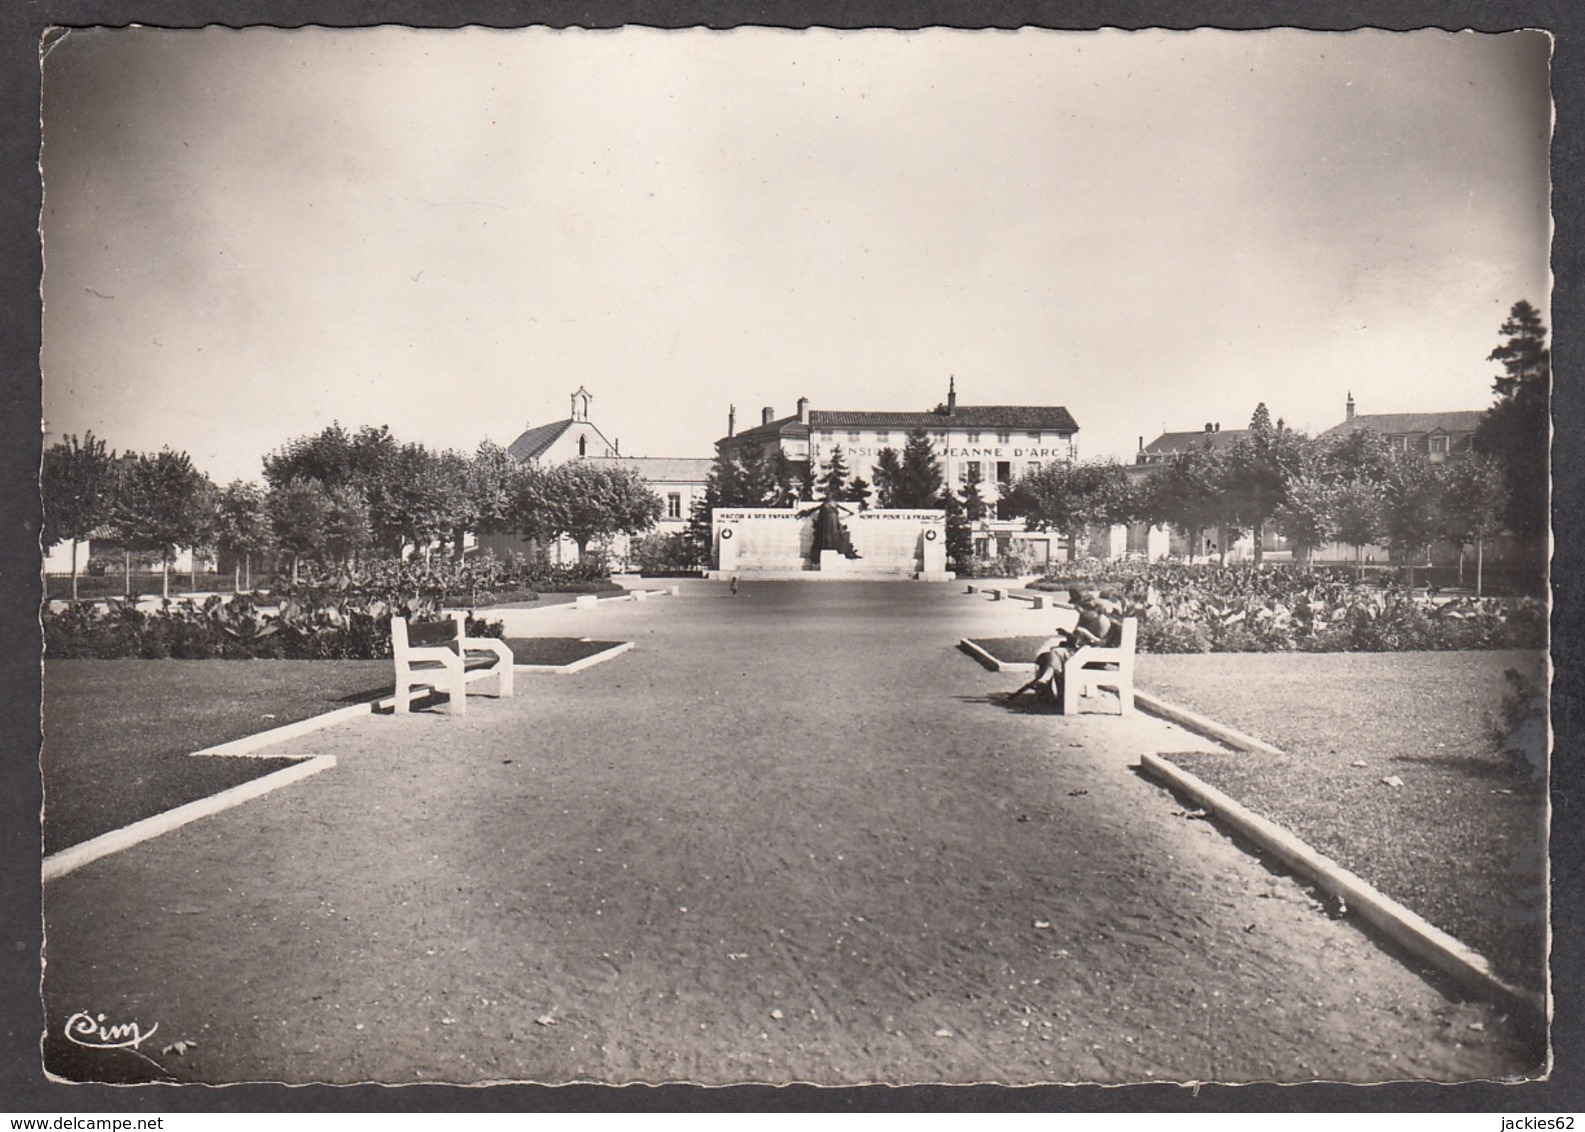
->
875, 430, 890, 444
967, 431, 981, 444
933, 431, 947, 443
956, 463, 969, 483
578, 435, 587, 457
667, 493, 682, 520
848, 430, 861, 445
1429, 435, 1449, 455
1391, 436, 1408, 452
819, 430, 835, 442
967, 460, 982, 481
996, 461, 1012, 484
997, 431, 1011, 445
1026, 431, 1041, 441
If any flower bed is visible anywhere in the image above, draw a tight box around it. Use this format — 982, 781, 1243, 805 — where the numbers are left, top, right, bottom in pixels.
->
1028, 560, 1543, 653
39, 555, 633, 660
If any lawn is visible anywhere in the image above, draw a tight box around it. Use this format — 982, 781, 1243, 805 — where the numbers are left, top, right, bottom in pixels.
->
502, 638, 628, 666
964, 640, 1547, 990
41, 660, 392, 855
1134, 650, 1548, 992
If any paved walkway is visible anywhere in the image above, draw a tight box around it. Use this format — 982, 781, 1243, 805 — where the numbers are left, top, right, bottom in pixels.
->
41, 580, 1537, 1085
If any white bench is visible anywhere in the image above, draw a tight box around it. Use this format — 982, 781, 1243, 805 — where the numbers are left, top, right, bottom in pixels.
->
1062, 616, 1137, 715
391, 611, 514, 715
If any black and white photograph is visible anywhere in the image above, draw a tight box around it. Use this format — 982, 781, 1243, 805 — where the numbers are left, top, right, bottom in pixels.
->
29, 17, 1561, 1095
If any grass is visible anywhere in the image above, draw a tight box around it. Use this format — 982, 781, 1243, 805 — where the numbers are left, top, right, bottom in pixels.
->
502, 638, 629, 666
41, 660, 392, 855
968, 636, 1061, 667
1133, 650, 1547, 992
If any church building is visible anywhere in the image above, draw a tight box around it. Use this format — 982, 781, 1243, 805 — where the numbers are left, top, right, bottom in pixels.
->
480, 386, 713, 564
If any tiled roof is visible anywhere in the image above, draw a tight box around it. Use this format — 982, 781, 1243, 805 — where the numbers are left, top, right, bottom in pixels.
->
720, 404, 1079, 446
1141, 429, 1250, 456
809, 406, 1079, 431
507, 420, 574, 461
1321, 411, 1484, 438
723, 416, 810, 444
591, 456, 714, 483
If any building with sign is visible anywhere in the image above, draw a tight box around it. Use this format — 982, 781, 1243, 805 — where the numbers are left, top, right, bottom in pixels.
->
718, 378, 1079, 500
715, 379, 1080, 565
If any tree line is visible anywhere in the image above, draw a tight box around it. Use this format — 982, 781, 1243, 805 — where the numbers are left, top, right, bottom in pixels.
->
686, 301, 1547, 585
43, 423, 662, 600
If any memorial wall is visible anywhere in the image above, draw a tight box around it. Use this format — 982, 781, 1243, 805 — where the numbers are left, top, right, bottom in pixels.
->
712, 507, 950, 579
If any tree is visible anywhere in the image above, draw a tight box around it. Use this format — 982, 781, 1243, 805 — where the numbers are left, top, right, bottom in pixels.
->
321, 482, 374, 568
871, 447, 904, 506
1440, 454, 1508, 595
1141, 445, 1230, 562
1330, 479, 1385, 579
1473, 300, 1549, 549
518, 461, 662, 561
771, 450, 810, 506
42, 431, 117, 601
1271, 476, 1335, 565
467, 440, 525, 543
212, 480, 273, 591
112, 450, 216, 599
896, 429, 946, 508
1005, 459, 1133, 562
817, 444, 852, 500
267, 479, 333, 584
1379, 450, 1446, 586
1223, 405, 1306, 565
847, 476, 873, 510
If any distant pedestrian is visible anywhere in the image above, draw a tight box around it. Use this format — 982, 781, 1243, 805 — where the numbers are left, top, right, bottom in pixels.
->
730, 575, 739, 596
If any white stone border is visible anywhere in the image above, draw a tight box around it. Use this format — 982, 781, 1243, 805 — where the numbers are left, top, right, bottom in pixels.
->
43, 756, 337, 883
1134, 690, 1286, 757
191, 702, 375, 757
1138, 751, 1545, 1022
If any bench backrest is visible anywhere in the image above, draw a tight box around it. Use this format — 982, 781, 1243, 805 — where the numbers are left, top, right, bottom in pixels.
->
392, 615, 461, 656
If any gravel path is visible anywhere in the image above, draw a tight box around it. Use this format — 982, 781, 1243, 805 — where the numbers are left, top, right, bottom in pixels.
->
41, 580, 1541, 1085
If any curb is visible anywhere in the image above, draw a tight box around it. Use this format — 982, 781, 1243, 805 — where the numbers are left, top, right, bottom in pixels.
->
1138, 751, 1545, 1022
43, 756, 338, 883
514, 639, 635, 675
191, 702, 375, 757
1133, 690, 1286, 757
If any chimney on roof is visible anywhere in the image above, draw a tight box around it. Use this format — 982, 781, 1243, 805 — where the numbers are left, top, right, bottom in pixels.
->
728, 405, 736, 437
762, 406, 774, 426
1215, 423, 1221, 432
1346, 391, 1356, 421
1138, 436, 1144, 451
1205, 422, 1214, 433
947, 375, 957, 415
797, 397, 809, 424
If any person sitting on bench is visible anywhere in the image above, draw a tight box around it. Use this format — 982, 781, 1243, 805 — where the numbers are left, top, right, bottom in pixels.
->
1011, 589, 1120, 708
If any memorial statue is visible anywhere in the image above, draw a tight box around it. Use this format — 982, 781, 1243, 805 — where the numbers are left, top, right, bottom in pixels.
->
810, 498, 861, 560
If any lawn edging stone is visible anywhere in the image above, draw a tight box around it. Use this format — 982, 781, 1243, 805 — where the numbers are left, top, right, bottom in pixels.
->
1134, 690, 1285, 757
191, 701, 376, 757
1138, 750, 1545, 1024
43, 756, 337, 883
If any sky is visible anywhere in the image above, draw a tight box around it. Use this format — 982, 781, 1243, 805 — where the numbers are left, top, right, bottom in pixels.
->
40, 26, 1552, 485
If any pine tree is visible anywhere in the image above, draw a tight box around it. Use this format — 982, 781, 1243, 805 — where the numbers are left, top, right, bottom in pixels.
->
1473, 300, 1549, 550
818, 444, 851, 500
897, 429, 945, 508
